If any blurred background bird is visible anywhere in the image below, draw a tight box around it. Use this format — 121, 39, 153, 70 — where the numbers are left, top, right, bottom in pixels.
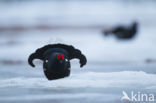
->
103, 21, 138, 40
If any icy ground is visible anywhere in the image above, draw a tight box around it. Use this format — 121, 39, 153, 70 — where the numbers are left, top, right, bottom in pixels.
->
0, 63, 156, 103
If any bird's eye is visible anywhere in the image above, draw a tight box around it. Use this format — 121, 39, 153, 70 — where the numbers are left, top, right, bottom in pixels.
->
65, 59, 68, 62
45, 60, 48, 63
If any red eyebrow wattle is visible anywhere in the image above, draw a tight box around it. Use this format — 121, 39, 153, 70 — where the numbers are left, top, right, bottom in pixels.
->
57, 54, 61, 60
61, 55, 64, 60
57, 54, 64, 60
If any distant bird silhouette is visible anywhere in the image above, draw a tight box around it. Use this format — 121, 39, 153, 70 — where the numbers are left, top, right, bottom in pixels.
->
103, 22, 138, 39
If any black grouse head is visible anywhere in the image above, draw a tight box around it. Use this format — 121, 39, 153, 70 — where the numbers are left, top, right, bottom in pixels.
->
43, 52, 70, 80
